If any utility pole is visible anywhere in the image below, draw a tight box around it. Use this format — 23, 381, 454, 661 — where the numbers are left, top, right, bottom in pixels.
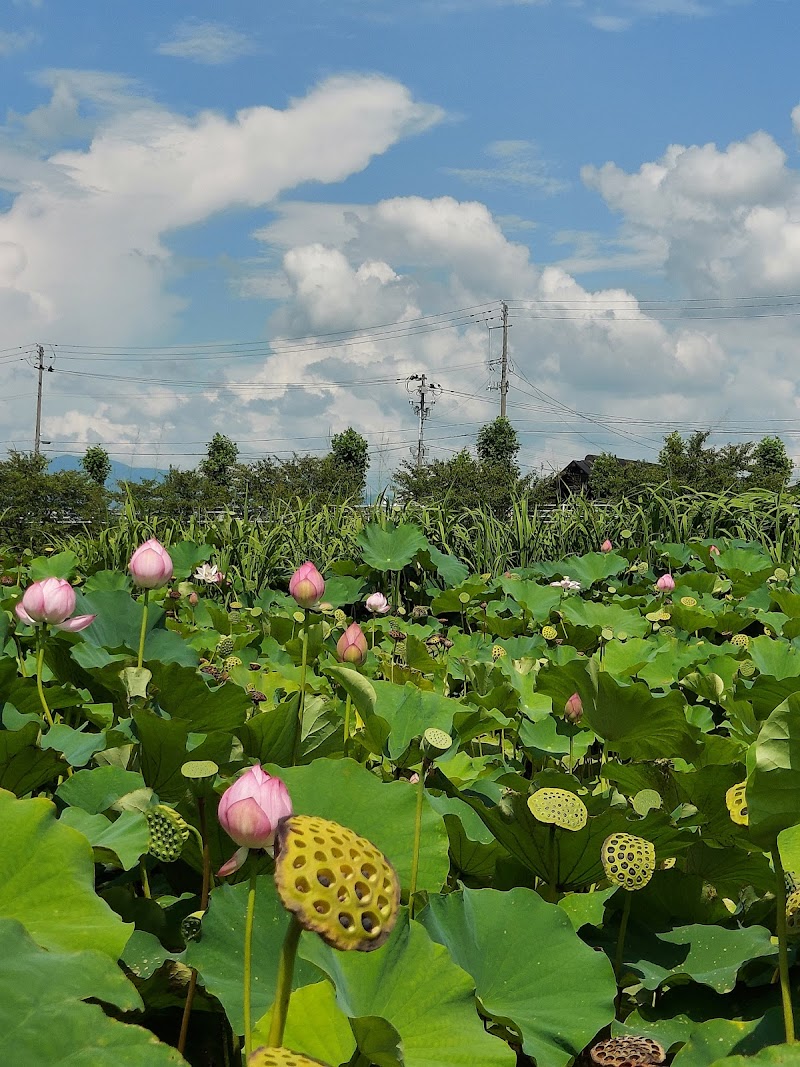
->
34, 345, 45, 455
499, 301, 509, 418
407, 373, 441, 468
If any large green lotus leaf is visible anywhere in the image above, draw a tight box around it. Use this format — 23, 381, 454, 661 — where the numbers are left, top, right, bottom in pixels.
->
601, 637, 660, 678
0, 918, 185, 1066
711, 1043, 800, 1067
252, 981, 356, 1066
167, 540, 213, 579
673, 1011, 785, 1067
320, 574, 367, 608
418, 544, 470, 587
369, 680, 455, 761
561, 598, 650, 638
531, 553, 628, 587
302, 910, 515, 1067
133, 709, 233, 803
240, 703, 298, 768
356, 521, 428, 571
0, 790, 131, 958
40, 723, 107, 768
748, 637, 800, 680
59, 808, 149, 871
558, 887, 617, 931
746, 693, 800, 845
684, 841, 774, 897
268, 759, 449, 895
324, 663, 377, 723
56, 765, 147, 814
184, 879, 319, 1037
29, 549, 79, 580
420, 888, 616, 1067
625, 923, 775, 993
499, 578, 562, 622
427, 793, 509, 883
74, 588, 194, 665
149, 662, 250, 732
0, 719, 65, 795
436, 777, 689, 889
588, 674, 701, 761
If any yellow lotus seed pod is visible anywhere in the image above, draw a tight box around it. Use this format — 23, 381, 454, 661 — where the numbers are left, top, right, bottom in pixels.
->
145, 805, 190, 863
541, 625, 558, 640
731, 633, 750, 648
738, 659, 756, 678
274, 816, 400, 952
725, 781, 748, 826
527, 788, 588, 832
601, 833, 656, 891
679, 596, 697, 608
491, 644, 506, 661
248, 1049, 330, 1066
787, 890, 800, 939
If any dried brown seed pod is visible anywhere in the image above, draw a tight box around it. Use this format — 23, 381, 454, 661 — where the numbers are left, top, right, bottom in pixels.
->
590, 1036, 666, 1066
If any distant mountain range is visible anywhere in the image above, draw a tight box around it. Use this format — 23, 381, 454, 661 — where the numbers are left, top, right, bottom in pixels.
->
48, 454, 163, 489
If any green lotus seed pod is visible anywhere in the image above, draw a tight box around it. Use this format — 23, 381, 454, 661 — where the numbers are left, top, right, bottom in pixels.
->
601, 832, 656, 891
333, 609, 347, 628
725, 781, 748, 826
216, 636, 235, 658
527, 788, 587, 831
274, 815, 400, 952
458, 591, 471, 605
775, 568, 789, 582
223, 655, 242, 671
491, 644, 506, 661
181, 760, 219, 798
590, 1036, 665, 1066
600, 627, 614, 642
731, 633, 750, 649
541, 625, 558, 640
145, 805, 190, 862
659, 626, 676, 638
181, 911, 205, 943
785, 870, 800, 895
421, 727, 452, 761
248, 1048, 330, 1066
679, 595, 698, 608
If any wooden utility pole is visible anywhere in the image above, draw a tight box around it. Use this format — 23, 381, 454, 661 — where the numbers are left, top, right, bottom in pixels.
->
499, 301, 509, 418
34, 344, 45, 455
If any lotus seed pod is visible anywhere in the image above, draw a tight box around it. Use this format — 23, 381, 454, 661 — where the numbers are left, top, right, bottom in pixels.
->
249, 662, 262, 671
660, 857, 676, 870
491, 644, 506, 661
787, 890, 800, 938
274, 815, 400, 951
725, 781, 748, 826
601, 833, 656, 891
216, 636, 235, 658
389, 628, 404, 642
679, 596, 698, 608
181, 911, 205, 942
248, 1048, 330, 1067
527, 788, 587, 831
541, 625, 558, 640
775, 568, 789, 582
411, 605, 429, 620
785, 870, 800, 895
421, 727, 452, 761
659, 626, 676, 638
731, 633, 750, 649
333, 608, 347, 628
145, 805, 190, 862
590, 1037, 666, 1066
223, 655, 243, 671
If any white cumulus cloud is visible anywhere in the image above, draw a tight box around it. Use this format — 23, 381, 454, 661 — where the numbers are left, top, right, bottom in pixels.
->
157, 19, 258, 65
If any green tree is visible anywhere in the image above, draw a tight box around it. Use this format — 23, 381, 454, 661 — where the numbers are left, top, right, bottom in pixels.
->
199, 434, 239, 486
81, 444, 112, 487
476, 417, 520, 473
749, 436, 792, 491
329, 427, 369, 498
0, 451, 107, 549
588, 453, 663, 500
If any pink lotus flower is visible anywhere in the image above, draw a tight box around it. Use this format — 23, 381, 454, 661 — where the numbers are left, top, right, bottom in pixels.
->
565, 692, 583, 724
217, 765, 293, 876
709, 545, 720, 556
365, 591, 390, 614
337, 622, 368, 666
15, 578, 96, 632
601, 540, 613, 553
129, 539, 173, 589
656, 573, 675, 593
289, 561, 325, 609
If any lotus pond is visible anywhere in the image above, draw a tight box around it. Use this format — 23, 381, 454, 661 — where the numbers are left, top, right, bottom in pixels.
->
2, 522, 800, 1067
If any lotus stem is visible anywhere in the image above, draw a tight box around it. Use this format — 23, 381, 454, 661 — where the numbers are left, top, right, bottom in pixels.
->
243, 873, 258, 1059
139, 857, 151, 899
267, 913, 302, 1049
35, 631, 55, 728
136, 588, 150, 669
293, 622, 309, 765
614, 892, 632, 1016
177, 798, 212, 1058
772, 847, 796, 1044
343, 692, 352, 747
409, 762, 426, 917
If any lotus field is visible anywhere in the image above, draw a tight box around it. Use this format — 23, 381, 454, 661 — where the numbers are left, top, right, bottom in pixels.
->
4, 521, 800, 1067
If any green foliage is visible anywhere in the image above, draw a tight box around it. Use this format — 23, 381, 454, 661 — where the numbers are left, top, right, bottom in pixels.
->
81, 444, 112, 487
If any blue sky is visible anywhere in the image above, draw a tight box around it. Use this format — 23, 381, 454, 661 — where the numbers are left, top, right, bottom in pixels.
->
1, 0, 800, 482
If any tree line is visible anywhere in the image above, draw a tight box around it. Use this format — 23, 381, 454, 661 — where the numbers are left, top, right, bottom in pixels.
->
0, 421, 793, 548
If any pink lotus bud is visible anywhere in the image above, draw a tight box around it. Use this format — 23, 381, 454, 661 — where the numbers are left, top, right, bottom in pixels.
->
408, 772, 420, 785
289, 561, 325, 609
15, 578, 97, 632
337, 622, 368, 666
188, 592, 199, 606
565, 692, 583, 724
365, 591, 390, 614
217, 765, 293, 876
656, 573, 675, 593
129, 538, 173, 589
709, 545, 720, 556
601, 540, 613, 553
